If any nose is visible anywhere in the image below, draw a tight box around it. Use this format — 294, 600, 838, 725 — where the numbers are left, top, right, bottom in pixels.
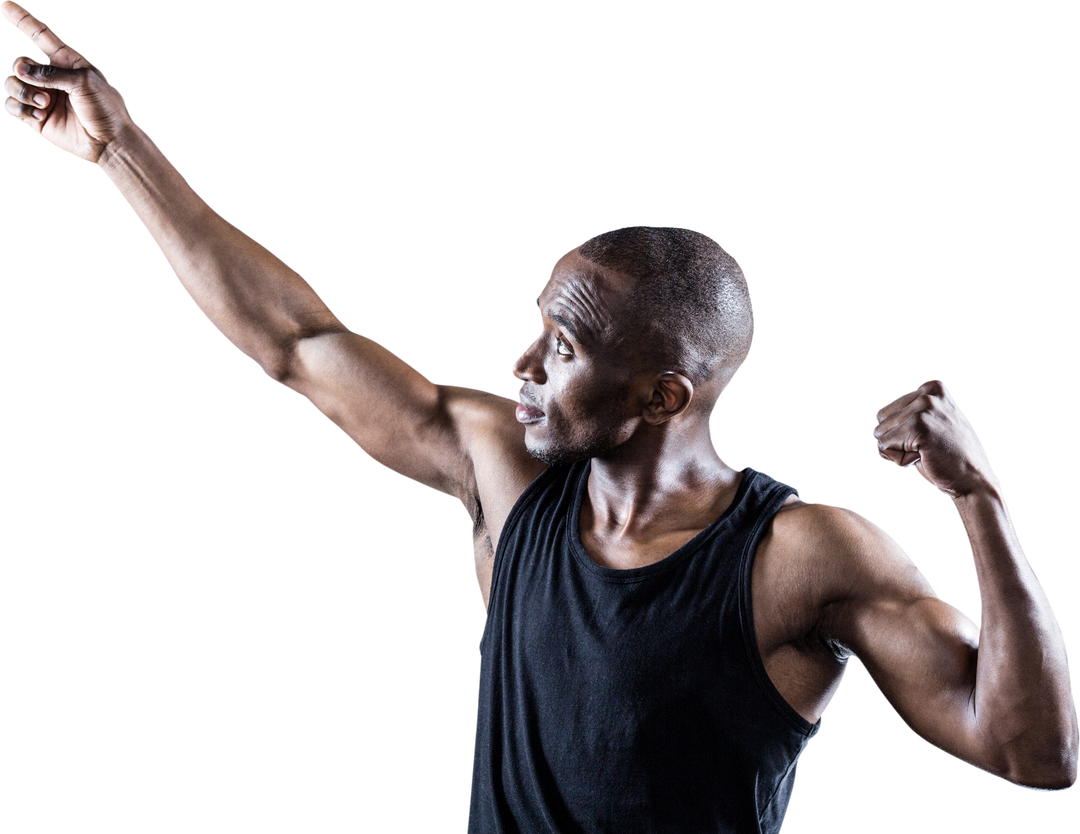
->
513, 335, 547, 383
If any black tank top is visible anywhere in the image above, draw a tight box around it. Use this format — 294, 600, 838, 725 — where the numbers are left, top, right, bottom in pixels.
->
468, 461, 819, 834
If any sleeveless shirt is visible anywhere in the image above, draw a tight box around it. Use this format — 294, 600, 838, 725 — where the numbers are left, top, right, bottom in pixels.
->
468, 461, 819, 834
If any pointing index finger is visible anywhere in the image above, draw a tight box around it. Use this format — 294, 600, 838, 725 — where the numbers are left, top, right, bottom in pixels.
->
2, 2, 85, 67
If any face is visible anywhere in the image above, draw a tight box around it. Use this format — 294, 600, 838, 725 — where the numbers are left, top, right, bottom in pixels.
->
513, 252, 644, 466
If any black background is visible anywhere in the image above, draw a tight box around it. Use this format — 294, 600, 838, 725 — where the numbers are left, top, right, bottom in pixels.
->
4, 3, 1075, 829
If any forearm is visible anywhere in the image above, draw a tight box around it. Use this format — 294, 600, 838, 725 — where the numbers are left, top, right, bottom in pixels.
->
98, 122, 341, 378
958, 483, 1078, 786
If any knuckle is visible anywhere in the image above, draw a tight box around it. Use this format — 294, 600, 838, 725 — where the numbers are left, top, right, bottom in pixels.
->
921, 379, 945, 396
5, 97, 30, 119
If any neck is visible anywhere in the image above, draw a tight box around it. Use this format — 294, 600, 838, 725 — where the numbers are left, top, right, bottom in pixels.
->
585, 418, 739, 537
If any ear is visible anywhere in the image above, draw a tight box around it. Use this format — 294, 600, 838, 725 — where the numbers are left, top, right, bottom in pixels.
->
642, 373, 694, 425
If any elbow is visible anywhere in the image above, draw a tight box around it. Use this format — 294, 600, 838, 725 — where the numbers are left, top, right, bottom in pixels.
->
1010, 766, 1076, 791
261, 327, 345, 387
1043, 737, 1078, 790
261, 352, 294, 384
259, 340, 300, 385
981, 686, 1080, 790
1002, 728, 1079, 790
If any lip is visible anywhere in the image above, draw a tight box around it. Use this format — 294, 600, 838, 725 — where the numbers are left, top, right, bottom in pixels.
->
516, 390, 544, 424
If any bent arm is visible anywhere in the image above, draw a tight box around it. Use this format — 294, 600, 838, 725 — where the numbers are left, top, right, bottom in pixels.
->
829, 505, 1076, 789
859, 380, 1080, 790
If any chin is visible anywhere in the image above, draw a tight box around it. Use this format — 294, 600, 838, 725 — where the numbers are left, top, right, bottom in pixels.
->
524, 433, 579, 466
527, 445, 586, 467
525, 433, 622, 467
527, 449, 578, 468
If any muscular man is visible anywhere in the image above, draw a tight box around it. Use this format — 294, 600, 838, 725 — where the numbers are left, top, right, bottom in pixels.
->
4, 3, 1076, 831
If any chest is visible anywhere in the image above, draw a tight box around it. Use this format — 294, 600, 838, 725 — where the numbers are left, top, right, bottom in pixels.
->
578, 524, 707, 571
560, 518, 830, 676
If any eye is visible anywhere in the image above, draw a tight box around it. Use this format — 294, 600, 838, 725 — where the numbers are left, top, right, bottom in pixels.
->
555, 335, 573, 357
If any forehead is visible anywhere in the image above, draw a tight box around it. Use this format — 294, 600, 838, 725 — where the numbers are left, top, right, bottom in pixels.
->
533, 249, 635, 350
538, 252, 635, 339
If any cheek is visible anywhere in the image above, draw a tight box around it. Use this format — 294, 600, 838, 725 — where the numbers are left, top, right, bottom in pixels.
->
556, 370, 625, 425
534, 372, 580, 432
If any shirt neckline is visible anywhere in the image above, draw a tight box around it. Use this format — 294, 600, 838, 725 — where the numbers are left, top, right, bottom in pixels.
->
567, 460, 756, 582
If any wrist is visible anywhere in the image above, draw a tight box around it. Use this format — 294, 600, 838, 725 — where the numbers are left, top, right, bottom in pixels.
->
97, 121, 146, 173
951, 473, 1004, 507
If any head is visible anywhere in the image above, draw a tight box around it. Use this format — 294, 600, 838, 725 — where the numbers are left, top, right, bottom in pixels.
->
513, 226, 753, 466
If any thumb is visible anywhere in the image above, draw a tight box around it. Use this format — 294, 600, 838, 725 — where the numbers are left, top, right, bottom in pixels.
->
16, 58, 88, 92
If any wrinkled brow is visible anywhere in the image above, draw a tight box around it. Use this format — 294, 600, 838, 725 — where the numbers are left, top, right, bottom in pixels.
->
536, 298, 586, 343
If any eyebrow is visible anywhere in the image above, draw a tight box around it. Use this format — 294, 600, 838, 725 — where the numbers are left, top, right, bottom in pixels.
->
550, 313, 581, 342
537, 298, 593, 345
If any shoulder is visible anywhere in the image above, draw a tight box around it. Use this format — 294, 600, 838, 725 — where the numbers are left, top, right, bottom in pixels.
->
756, 498, 935, 649
441, 387, 545, 494
440, 386, 547, 545
770, 499, 928, 589
761, 499, 874, 578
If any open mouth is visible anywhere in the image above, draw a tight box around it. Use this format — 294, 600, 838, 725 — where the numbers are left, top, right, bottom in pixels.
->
516, 390, 545, 424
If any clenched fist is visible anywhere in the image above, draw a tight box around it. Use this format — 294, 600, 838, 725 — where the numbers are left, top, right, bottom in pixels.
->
3, 1, 131, 162
874, 380, 999, 497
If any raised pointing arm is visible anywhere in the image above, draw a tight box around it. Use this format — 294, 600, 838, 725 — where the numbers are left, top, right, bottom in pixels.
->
2, 2, 542, 570
3, 40, 341, 376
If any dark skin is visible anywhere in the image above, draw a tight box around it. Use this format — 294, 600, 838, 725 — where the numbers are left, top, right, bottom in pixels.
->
4, 0, 1077, 794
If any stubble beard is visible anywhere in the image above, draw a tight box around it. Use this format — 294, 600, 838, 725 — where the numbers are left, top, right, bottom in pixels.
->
524, 415, 630, 467
526, 434, 622, 467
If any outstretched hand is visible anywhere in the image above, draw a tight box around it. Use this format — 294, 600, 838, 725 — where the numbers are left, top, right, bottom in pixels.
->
2, 1, 130, 162
874, 380, 998, 497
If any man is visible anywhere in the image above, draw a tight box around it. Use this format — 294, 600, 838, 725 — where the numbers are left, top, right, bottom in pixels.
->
3, 3, 1076, 832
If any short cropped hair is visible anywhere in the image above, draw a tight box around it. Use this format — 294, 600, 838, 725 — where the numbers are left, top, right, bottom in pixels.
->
578, 227, 753, 385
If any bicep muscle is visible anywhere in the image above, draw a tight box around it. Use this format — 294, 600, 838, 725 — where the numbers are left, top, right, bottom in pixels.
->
282, 329, 471, 495
824, 515, 1001, 772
